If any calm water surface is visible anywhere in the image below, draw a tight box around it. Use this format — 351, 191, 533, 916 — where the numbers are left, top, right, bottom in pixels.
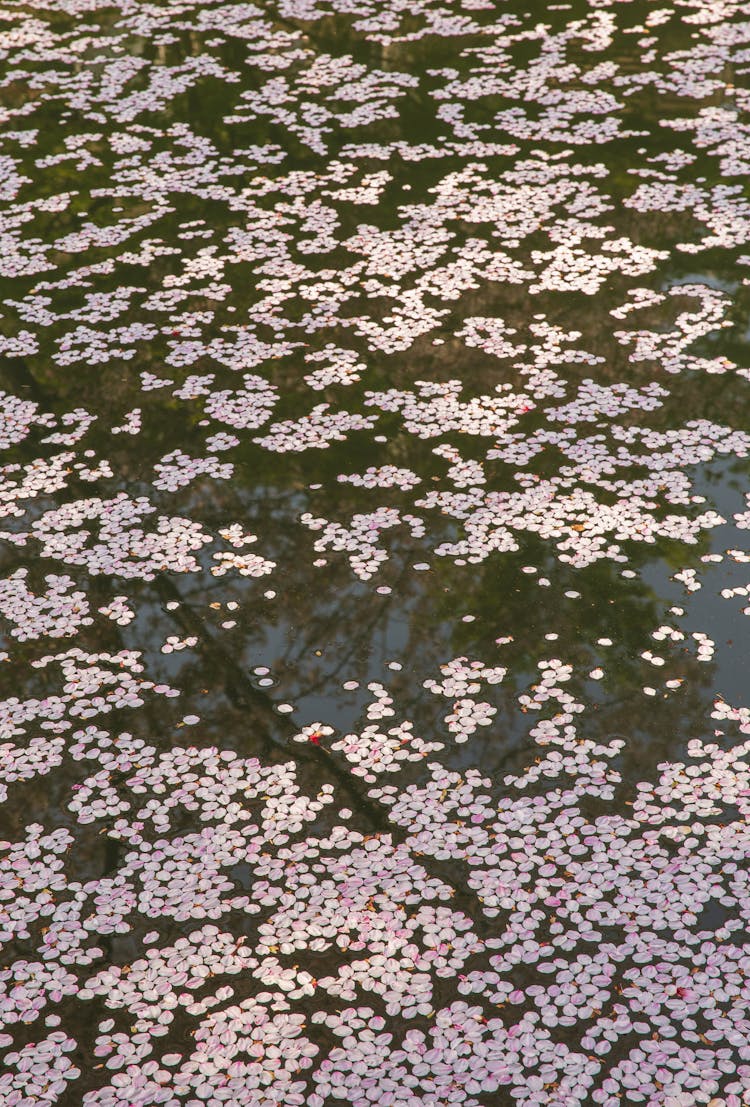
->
2, 0, 750, 1103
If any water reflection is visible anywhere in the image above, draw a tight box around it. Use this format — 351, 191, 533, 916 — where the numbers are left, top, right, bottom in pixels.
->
3, 0, 750, 1102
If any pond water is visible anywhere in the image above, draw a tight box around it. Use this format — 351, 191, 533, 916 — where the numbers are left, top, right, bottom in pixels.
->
2, 0, 750, 1103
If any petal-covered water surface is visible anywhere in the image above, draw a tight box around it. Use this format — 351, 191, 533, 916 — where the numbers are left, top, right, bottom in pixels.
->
2, 0, 750, 1103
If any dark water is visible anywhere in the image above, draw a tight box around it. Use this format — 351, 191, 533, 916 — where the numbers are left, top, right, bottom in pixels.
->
2, 1, 750, 1104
